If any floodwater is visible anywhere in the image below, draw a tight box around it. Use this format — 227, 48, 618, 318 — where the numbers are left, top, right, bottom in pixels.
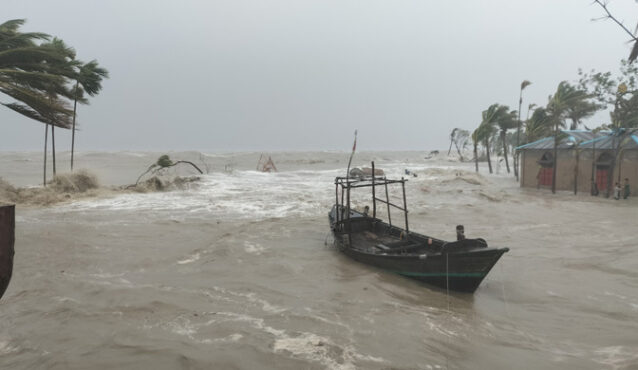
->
1, 151, 637, 370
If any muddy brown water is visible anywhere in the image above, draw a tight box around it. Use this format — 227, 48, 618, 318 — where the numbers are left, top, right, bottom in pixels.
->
1, 151, 637, 369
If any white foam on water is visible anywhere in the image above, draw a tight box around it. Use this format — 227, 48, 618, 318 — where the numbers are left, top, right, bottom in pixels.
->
243, 241, 265, 255
211, 311, 382, 370
0, 340, 19, 355
593, 346, 638, 370
177, 253, 201, 265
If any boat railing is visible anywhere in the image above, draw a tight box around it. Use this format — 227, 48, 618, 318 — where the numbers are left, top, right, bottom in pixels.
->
334, 161, 409, 237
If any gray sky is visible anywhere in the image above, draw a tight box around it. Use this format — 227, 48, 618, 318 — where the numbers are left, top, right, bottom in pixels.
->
1, 0, 637, 152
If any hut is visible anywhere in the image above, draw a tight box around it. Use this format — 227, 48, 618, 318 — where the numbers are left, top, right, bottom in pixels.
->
516, 129, 638, 195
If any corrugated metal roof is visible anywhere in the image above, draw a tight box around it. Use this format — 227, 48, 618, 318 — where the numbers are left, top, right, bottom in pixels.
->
516, 130, 638, 151
516, 130, 601, 151
579, 132, 638, 150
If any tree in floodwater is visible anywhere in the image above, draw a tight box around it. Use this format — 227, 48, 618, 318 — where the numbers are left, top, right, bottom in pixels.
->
514, 80, 531, 180
70, 60, 109, 171
477, 104, 512, 174
472, 119, 494, 173
0, 19, 107, 185
448, 128, 470, 161
546, 81, 592, 194
0, 20, 75, 185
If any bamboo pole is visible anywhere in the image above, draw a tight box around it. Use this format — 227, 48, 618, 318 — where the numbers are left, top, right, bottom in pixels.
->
402, 178, 409, 233
371, 162, 376, 219
384, 180, 392, 227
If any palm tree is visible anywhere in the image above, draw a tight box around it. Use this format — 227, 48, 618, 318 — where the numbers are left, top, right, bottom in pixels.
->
472, 119, 495, 173
70, 60, 109, 171
36, 37, 78, 179
0, 20, 76, 184
567, 99, 600, 130
515, 80, 531, 180
525, 107, 552, 143
546, 81, 591, 193
479, 104, 512, 174
497, 109, 518, 174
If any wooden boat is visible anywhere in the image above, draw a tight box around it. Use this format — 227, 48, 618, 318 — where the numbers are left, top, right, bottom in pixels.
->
329, 162, 508, 293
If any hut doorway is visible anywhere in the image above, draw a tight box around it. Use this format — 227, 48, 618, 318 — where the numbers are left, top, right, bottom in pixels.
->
537, 152, 554, 186
595, 152, 613, 191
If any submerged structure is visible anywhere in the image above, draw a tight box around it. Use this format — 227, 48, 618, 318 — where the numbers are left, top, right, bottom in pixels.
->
329, 162, 508, 293
517, 129, 638, 195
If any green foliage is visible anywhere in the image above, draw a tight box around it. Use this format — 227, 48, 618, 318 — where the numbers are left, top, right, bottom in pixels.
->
156, 155, 174, 168
578, 60, 638, 128
525, 107, 553, 143
0, 19, 108, 128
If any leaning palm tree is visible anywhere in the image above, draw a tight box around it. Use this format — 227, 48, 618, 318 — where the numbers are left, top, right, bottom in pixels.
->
38, 37, 80, 177
497, 109, 518, 174
479, 104, 511, 174
525, 107, 552, 143
70, 60, 109, 171
546, 81, 591, 193
514, 80, 531, 180
0, 20, 84, 185
472, 118, 495, 173
567, 99, 601, 130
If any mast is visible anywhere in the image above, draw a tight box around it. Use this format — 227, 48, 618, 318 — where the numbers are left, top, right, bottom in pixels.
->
402, 177, 409, 233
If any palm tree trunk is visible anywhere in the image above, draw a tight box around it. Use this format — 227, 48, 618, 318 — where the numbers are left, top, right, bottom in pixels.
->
71, 81, 79, 171
590, 139, 596, 195
485, 139, 493, 174
474, 143, 479, 172
448, 139, 453, 156
43, 124, 48, 187
51, 125, 56, 177
515, 91, 523, 180
606, 135, 616, 198
501, 130, 510, 173
552, 123, 558, 194
574, 150, 579, 195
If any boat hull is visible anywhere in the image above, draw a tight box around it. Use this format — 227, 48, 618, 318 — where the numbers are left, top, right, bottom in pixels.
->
329, 205, 508, 293
339, 244, 507, 293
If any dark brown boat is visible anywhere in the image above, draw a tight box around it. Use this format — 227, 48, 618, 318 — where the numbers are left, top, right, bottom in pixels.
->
329, 162, 508, 293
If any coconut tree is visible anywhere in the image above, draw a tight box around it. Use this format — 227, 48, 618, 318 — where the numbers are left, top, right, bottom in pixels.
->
39, 38, 78, 177
70, 60, 109, 171
472, 115, 497, 174
479, 104, 512, 174
525, 107, 552, 143
546, 81, 592, 193
0, 20, 76, 184
566, 98, 601, 130
514, 80, 531, 180
497, 109, 518, 174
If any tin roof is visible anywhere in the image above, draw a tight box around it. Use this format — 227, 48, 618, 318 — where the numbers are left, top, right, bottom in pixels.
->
578, 133, 638, 150
515, 130, 605, 151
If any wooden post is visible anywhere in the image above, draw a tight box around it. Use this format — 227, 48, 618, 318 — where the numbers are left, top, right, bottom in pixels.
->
371, 161, 376, 219
0, 204, 15, 300
384, 180, 392, 227
340, 187, 345, 219
335, 182, 339, 224
401, 178, 409, 233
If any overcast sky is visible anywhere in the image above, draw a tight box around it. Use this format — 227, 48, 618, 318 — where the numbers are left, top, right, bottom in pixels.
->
1, 0, 637, 152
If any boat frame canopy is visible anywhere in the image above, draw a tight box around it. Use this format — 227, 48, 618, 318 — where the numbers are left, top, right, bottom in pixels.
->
334, 161, 410, 233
